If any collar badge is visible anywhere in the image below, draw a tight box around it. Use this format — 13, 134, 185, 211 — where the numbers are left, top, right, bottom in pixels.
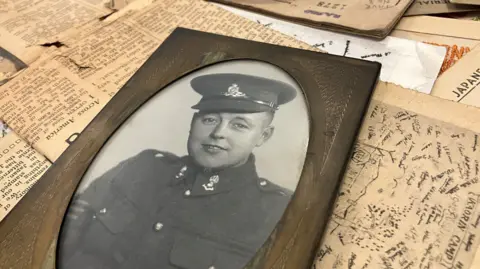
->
203, 175, 220, 191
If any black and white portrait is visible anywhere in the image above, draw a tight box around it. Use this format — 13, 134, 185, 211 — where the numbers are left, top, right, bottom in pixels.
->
58, 60, 309, 269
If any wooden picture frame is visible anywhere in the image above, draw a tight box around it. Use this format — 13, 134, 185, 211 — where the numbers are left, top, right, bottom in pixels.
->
0, 46, 28, 86
0, 28, 381, 269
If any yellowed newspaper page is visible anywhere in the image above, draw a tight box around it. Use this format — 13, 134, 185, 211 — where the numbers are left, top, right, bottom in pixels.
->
59, 0, 314, 96
0, 0, 40, 14
0, 0, 110, 14
0, 0, 317, 162
313, 81, 480, 269
0, 131, 51, 222
0, 0, 113, 83
0, 0, 112, 45
0, 55, 111, 161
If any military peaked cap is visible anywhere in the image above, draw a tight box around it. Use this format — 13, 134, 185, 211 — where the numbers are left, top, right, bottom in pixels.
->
190, 73, 297, 113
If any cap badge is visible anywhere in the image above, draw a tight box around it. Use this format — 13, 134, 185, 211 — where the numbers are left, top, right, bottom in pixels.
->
223, 84, 246, 98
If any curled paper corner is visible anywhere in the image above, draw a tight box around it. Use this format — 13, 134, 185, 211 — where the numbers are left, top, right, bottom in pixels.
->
377, 37, 447, 94
414, 42, 448, 93
415, 42, 448, 76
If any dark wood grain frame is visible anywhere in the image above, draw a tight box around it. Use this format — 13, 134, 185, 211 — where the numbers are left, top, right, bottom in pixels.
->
0, 28, 381, 269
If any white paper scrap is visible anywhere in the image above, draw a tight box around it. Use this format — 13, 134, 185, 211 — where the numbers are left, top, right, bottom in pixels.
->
218, 4, 447, 94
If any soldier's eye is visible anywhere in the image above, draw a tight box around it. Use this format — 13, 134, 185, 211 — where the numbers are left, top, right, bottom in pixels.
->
233, 122, 249, 130
202, 117, 217, 124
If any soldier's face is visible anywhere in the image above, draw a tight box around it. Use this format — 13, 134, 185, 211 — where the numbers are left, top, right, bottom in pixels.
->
187, 111, 274, 169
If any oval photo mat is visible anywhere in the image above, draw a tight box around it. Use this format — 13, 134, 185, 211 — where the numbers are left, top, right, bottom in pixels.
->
0, 28, 381, 269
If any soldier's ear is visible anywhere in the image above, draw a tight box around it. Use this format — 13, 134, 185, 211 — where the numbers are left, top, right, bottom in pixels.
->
256, 126, 274, 147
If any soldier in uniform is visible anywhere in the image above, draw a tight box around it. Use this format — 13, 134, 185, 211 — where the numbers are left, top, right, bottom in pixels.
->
58, 73, 298, 269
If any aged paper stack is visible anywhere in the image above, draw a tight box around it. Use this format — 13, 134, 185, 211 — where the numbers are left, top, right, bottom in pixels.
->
1, 0, 480, 268
206, 0, 415, 39
451, 0, 480, 5
405, 0, 480, 16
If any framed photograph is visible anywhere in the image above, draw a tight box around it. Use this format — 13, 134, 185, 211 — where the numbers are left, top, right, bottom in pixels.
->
0, 28, 381, 269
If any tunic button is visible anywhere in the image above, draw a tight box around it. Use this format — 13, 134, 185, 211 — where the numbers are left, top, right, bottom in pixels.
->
208, 266, 215, 269
260, 181, 267, 186
184, 190, 191, 196
99, 208, 107, 214
154, 222, 163, 231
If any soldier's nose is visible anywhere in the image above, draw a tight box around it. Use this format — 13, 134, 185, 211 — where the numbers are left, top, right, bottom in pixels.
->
210, 123, 228, 139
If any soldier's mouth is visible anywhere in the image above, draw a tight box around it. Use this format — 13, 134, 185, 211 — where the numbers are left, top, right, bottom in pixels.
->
202, 144, 227, 153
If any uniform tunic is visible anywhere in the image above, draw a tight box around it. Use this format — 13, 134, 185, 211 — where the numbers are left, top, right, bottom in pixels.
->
58, 149, 292, 269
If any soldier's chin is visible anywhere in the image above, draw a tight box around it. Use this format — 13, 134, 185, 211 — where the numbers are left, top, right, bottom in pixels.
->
192, 155, 228, 170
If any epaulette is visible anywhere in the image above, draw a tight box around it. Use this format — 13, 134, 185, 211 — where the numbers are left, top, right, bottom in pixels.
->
256, 178, 293, 197
141, 149, 182, 164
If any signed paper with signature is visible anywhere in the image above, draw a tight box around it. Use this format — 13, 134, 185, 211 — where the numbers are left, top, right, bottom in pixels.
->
314, 82, 480, 269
